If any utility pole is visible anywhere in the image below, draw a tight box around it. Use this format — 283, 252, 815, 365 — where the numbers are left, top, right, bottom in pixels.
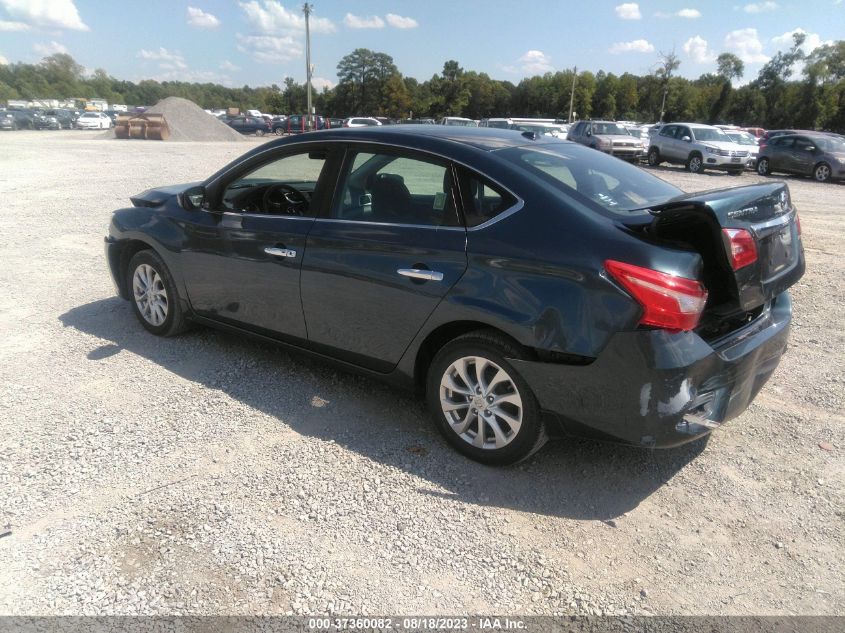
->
303, 3, 313, 130
568, 66, 577, 123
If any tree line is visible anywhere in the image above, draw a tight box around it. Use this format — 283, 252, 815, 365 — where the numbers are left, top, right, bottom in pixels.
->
1, 33, 842, 131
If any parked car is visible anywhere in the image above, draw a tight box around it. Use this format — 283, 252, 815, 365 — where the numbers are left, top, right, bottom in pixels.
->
327, 118, 345, 129
723, 129, 760, 169
6, 110, 36, 129
479, 118, 513, 129
509, 122, 569, 138
440, 117, 477, 127
757, 133, 845, 182
285, 114, 328, 133
226, 115, 271, 136
741, 127, 766, 139
0, 112, 17, 130
399, 118, 435, 125
343, 117, 381, 127
567, 120, 643, 162
34, 109, 75, 130
76, 111, 112, 129
647, 123, 748, 175
270, 116, 289, 135
105, 126, 804, 465
375, 117, 395, 126
623, 125, 650, 153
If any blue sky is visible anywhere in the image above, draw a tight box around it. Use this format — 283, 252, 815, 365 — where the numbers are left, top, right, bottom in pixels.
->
0, 0, 842, 89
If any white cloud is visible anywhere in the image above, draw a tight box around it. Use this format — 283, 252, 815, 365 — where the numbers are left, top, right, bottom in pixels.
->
137, 47, 187, 70
503, 50, 554, 75
0, 20, 28, 31
186, 7, 220, 29
677, 8, 701, 18
742, 1, 778, 13
311, 76, 335, 91
615, 3, 641, 19
772, 28, 833, 54
236, 33, 302, 63
0, 0, 88, 31
343, 13, 384, 29
34, 40, 68, 56
385, 13, 418, 29
0, 54, 8, 65
609, 39, 654, 54
219, 60, 240, 71
683, 35, 715, 63
724, 28, 769, 63
238, 1, 336, 34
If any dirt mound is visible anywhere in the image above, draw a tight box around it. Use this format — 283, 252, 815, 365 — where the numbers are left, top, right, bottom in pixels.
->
103, 97, 247, 142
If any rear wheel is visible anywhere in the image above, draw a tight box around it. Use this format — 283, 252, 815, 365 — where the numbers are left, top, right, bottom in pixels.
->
126, 250, 189, 337
426, 331, 547, 466
687, 153, 704, 174
647, 147, 660, 167
814, 162, 831, 182
757, 157, 770, 176
274, 127, 284, 136
256, 129, 266, 137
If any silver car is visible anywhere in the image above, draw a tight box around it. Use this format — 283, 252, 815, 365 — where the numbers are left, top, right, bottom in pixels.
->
757, 133, 845, 182
567, 120, 643, 162
647, 122, 748, 175
724, 130, 760, 169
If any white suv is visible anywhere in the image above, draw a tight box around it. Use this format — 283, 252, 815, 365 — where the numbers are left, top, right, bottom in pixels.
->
647, 122, 748, 175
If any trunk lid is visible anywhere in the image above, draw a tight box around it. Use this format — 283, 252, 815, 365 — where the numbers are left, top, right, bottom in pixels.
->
636, 182, 804, 338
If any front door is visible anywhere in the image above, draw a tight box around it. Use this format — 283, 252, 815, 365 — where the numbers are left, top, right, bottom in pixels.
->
301, 147, 468, 372
181, 147, 336, 342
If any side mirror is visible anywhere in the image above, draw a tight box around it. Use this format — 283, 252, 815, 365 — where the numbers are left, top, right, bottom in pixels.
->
681, 135, 691, 142
585, 129, 592, 137
178, 185, 207, 211
806, 146, 816, 153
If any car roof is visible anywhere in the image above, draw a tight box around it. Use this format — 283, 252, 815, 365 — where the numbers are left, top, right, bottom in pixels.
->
261, 125, 549, 152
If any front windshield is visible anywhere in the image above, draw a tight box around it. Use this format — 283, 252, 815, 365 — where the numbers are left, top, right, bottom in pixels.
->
691, 127, 731, 142
592, 122, 629, 135
726, 132, 758, 146
497, 144, 680, 216
626, 128, 644, 138
444, 119, 477, 127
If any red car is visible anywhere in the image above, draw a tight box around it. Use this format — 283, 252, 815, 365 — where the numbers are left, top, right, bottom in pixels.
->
741, 127, 766, 139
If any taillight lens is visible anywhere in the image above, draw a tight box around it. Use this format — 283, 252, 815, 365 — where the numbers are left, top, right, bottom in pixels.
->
722, 228, 758, 270
605, 260, 708, 332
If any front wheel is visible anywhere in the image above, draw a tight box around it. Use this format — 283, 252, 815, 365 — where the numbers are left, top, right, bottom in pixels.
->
647, 147, 660, 167
274, 128, 284, 136
426, 331, 547, 466
126, 250, 189, 336
687, 153, 704, 174
814, 162, 831, 182
757, 157, 770, 176
256, 129, 266, 137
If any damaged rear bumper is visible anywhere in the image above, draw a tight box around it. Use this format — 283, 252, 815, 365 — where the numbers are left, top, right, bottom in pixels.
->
510, 292, 792, 447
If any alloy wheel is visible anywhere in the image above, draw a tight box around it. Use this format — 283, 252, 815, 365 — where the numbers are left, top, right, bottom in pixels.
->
689, 155, 703, 173
132, 263, 169, 326
815, 163, 831, 182
439, 356, 523, 450
757, 158, 769, 175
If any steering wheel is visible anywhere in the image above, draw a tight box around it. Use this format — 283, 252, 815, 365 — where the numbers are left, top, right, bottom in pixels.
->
262, 183, 309, 215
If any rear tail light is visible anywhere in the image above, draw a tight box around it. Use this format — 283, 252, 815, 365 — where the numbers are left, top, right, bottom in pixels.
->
722, 228, 758, 270
605, 260, 708, 332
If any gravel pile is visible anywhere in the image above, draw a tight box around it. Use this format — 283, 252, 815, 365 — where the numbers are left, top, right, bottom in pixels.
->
108, 97, 247, 142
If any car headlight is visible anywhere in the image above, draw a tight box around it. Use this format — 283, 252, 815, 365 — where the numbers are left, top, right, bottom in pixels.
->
704, 146, 718, 154
597, 138, 612, 149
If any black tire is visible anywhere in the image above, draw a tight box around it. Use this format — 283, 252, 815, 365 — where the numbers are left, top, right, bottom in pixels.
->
757, 157, 770, 176
126, 249, 189, 337
647, 147, 660, 167
426, 330, 547, 466
813, 162, 832, 182
256, 129, 266, 137
686, 152, 704, 173
274, 127, 284, 136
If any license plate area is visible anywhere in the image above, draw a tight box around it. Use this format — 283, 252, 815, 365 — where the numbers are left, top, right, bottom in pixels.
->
761, 224, 795, 278
731, 157, 742, 163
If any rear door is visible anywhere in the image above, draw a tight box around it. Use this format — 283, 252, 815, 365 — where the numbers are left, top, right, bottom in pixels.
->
768, 136, 794, 172
301, 146, 467, 372
788, 136, 817, 175
658, 125, 679, 160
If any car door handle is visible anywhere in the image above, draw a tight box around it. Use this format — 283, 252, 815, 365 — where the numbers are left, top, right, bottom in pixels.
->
397, 268, 444, 282
264, 246, 297, 258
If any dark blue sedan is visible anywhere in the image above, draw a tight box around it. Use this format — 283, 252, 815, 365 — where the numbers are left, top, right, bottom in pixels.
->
105, 126, 804, 464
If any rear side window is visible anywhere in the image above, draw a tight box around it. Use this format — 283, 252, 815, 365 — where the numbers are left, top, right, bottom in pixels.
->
457, 168, 517, 227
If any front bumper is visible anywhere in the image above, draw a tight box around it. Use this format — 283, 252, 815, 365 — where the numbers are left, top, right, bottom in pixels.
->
511, 292, 792, 447
704, 153, 750, 169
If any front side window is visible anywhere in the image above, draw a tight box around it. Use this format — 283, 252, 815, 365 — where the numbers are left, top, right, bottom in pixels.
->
660, 125, 677, 138
223, 150, 328, 216
333, 150, 458, 226
498, 144, 681, 216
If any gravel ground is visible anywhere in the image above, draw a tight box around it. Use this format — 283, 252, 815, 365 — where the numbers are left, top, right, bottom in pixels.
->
0, 130, 842, 616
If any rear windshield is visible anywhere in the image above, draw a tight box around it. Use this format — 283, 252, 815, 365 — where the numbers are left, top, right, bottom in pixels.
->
497, 143, 681, 216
